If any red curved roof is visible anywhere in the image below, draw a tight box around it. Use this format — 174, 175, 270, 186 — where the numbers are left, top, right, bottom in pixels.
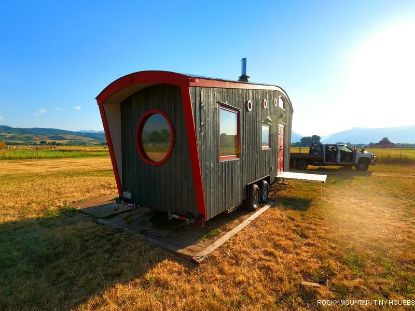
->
96, 70, 293, 111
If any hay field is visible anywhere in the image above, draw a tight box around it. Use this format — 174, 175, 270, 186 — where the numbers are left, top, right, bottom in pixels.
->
0, 145, 109, 160
0, 157, 414, 310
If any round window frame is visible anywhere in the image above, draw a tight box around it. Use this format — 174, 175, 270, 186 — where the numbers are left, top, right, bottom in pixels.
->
136, 109, 175, 166
246, 100, 253, 112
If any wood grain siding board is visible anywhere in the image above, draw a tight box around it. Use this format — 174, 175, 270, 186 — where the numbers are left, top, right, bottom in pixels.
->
121, 85, 197, 217
190, 87, 292, 220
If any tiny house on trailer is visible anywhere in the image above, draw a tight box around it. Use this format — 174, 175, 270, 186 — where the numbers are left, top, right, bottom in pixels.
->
97, 69, 293, 222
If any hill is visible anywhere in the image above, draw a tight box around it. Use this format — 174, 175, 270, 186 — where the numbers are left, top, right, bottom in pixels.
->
0, 125, 106, 145
323, 125, 415, 144
291, 131, 302, 143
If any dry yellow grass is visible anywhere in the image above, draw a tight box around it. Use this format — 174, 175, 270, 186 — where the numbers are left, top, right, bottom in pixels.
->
0, 158, 117, 223
0, 158, 414, 310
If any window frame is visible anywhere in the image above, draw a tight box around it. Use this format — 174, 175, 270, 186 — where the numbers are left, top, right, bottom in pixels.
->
261, 123, 271, 150
218, 104, 240, 161
278, 96, 286, 110
135, 108, 175, 166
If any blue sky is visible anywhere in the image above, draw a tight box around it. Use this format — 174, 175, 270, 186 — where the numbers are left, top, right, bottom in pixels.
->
1, 0, 414, 135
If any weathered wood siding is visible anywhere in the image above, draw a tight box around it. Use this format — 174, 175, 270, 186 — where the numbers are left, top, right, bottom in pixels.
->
121, 84, 197, 217
190, 87, 292, 220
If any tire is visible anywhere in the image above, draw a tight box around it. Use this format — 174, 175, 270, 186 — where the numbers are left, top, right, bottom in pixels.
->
356, 160, 369, 171
246, 184, 260, 210
259, 180, 269, 203
296, 159, 308, 170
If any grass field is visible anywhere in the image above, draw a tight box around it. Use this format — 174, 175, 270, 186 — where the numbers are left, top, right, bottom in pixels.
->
0, 145, 109, 160
0, 154, 414, 309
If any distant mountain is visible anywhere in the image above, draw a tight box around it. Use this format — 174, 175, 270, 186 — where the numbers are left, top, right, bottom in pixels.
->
0, 125, 106, 145
291, 131, 302, 143
78, 130, 105, 134
323, 125, 415, 144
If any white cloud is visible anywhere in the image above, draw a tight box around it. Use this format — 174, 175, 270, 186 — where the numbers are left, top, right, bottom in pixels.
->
34, 108, 47, 116
73, 106, 81, 111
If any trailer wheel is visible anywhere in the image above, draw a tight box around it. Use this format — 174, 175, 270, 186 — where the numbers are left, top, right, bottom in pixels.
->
246, 184, 260, 210
259, 180, 269, 203
296, 159, 308, 170
356, 160, 369, 171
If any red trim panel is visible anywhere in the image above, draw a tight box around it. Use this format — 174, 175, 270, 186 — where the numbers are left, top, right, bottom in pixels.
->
135, 109, 175, 166
96, 71, 286, 105
180, 86, 207, 221
98, 104, 122, 196
97, 71, 189, 104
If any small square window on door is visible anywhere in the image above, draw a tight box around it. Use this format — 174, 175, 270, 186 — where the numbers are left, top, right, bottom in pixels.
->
261, 124, 271, 149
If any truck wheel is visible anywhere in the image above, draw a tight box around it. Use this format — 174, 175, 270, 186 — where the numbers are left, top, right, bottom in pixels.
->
259, 180, 269, 203
246, 184, 260, 210
356, 160, 369, 171
296, 159, 308, 170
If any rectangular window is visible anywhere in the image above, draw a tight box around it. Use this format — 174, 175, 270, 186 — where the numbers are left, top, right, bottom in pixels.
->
278, 96, 285, 109
262, 124, 270, 149
219, 105, 239, 160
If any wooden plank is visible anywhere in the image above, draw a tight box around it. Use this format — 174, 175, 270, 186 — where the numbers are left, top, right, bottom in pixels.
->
69, 195, 117, 209
80, 203, 134, 218
277, 171, 327, 183
301, 281, 321, 288
192, 203, 271, 263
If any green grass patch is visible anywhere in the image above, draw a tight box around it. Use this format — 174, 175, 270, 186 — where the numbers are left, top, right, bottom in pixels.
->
0, 149, 109, 160
202, 228, 222, 240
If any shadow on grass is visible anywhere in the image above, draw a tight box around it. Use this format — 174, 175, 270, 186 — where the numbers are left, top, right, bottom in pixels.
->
0, 209, 194, 310
278, 197, 312, 212
100, 202, 270, 255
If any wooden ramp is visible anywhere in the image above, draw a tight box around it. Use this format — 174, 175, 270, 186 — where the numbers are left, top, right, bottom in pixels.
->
277, 171, 327, 194
81, 200, 275, 263
80, 203, 134, 219
277, 171, 327, 183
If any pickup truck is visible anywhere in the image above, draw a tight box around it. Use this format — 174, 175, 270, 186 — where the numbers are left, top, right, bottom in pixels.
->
290, 143, 376, 171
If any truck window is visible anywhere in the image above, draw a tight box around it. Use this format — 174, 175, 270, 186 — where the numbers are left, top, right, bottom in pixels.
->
339, 145, 353, 152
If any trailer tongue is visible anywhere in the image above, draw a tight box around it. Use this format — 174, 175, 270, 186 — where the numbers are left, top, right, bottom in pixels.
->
277, 171, 327, 194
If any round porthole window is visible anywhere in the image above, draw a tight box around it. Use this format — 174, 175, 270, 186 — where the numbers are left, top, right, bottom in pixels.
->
246, 100, 253, 112
136, 109, 174, 166
274, 98, 278, 107
263, 99, 268, 109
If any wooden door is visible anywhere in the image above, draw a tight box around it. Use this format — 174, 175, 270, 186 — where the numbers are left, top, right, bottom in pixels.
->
278, 124, 284, 174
